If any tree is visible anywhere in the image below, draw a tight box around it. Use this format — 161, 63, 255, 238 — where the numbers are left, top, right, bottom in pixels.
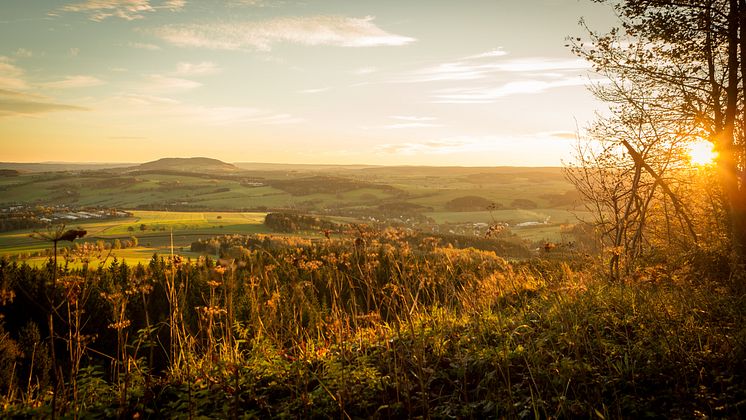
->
572, 0, 746, 273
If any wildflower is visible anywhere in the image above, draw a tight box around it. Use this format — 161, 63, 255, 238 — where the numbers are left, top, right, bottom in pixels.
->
108, 320, 131, 330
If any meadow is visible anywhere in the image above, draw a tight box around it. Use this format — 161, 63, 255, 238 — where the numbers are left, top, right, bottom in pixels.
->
0, 229, 743, 418
0, 211, 269, 266
0, 163, 583, 262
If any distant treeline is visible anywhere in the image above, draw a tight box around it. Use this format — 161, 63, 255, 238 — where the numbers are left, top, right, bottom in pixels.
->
264, 212, 342, 233
0, 217, 48, 233
192, 227, 531, 259
267, 175, 402, 196
125, 169, 264, 184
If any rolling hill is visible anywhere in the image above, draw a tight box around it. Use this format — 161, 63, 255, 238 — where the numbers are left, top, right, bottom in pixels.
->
131, 157, 242, 173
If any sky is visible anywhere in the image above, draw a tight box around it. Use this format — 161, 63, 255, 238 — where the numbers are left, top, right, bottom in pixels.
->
0, 0, 618, 166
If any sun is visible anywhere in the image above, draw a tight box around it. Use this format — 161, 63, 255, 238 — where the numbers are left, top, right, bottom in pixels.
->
687, 140, 717, 166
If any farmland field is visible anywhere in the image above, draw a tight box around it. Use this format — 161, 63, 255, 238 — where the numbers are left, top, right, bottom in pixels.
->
0, 210, 269, 265
0, 163, 587, 263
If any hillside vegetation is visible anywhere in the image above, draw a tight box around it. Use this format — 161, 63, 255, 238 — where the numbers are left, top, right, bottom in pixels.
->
0, 161, 583, 245
0, 229, 744, 418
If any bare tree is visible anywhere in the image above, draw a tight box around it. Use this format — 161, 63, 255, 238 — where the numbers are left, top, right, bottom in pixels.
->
572, 0, 746, 275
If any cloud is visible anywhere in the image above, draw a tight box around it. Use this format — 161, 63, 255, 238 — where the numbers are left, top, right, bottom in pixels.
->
0, 56, 87, 117
354, 66, 378, 75
380, 116, 440, 129
228, 0, 265, 6
463, 49, 507, 60
129, 42, 161, 50
399, 50, 590, 83
382, 123, 442, 129
153, 15, 416, 51
175, 61, 220, 76
0, 89, 42, 100
41, 75, 105, 89
541, 131, 577, 140
377, 136, 540, 156
146, 74, 202, 91
105, 93, 302, 125
15, 48, 33, 58
69, 48, 80, 57
0, 89, 88, 117
0, 57, 29, 90
298, 87, 330, 94
112, 93, 180, 105
378, 138, 484, 155
390, 115, 436, 122
59, 0, 185, 21
431, 77, 591, 103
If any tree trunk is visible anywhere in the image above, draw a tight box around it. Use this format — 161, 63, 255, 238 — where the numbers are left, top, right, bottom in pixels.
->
722, 0, 746, 268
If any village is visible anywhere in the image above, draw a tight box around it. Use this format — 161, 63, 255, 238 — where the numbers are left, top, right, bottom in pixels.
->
0, 205, 131, 232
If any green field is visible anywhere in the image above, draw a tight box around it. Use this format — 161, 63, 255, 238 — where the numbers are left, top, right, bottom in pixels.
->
0, 163, 586, 260
0, 210, 269, 265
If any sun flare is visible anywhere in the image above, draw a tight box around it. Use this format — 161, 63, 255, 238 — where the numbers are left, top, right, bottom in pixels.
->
687, 140, 717, 166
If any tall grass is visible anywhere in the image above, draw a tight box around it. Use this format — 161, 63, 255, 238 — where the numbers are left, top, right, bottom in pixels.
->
0, 228, 744, 417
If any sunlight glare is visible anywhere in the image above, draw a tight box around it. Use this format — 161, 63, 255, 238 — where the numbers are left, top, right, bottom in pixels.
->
688, 140, 717, 166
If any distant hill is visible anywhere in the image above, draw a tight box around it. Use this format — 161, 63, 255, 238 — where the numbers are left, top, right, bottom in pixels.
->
133, 157, 241, 173
233, 162, 380, 172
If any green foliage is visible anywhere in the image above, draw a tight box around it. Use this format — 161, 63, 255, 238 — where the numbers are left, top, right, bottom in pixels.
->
263, 212, 339, 233
0, 232, 744, 417
0, 322, 21, 393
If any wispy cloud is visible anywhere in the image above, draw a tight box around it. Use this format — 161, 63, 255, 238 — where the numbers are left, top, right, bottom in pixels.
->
14, 48, 33, 58
406, 57, 589, 83
377, 135, 530, 155
382, 122, 442, 129
146, 74, 202, 91
113, 93, 180, 105
354, 66, 378, 75
463, 49, 507, 60
227, 0, 265, 6
362, 115, 442, 130
0, 57, 29, 90
539, 131, 577, 140
153, 16, 416, 51
106, 93, 302, 125
378, 138, 487, 155
0, 88, 88, 117
174, 61, 221, 76
390, 115, 436, 122
59, 0, 185, 22
431, 77, 589, 103
381, 116, 440, 129
129, 42, 161, 50
298, 87, 330, 94
41, 75, 105, 89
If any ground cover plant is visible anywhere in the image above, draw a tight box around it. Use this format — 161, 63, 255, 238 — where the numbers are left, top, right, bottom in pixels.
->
0, 226, 744, 418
